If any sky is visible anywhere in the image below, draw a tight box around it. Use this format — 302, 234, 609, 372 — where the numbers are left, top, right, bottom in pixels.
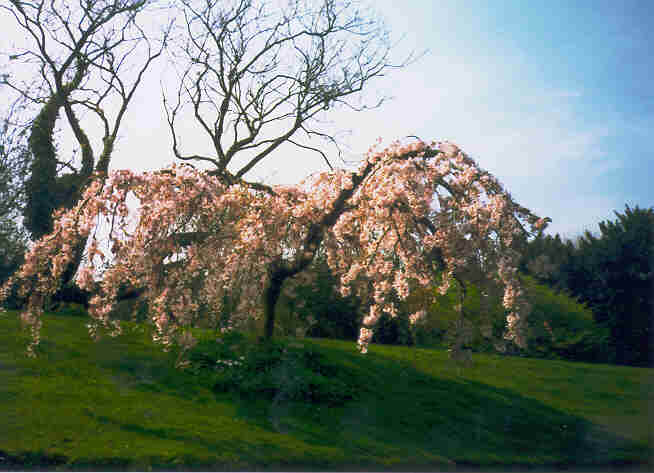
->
1, 0, 652, 238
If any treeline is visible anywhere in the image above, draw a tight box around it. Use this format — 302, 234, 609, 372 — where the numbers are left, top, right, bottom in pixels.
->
519, 205, 653, 367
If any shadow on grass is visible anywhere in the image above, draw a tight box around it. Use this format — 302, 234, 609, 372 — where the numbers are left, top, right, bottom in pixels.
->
2, 322, 651, 471
91, 340, 652, 470
231, 349, 652, 471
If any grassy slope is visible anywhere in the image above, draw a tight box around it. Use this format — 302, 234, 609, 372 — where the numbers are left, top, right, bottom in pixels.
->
0, 310, 652, 471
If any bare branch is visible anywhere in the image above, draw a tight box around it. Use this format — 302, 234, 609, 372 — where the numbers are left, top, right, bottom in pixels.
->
287, 138, 333, 170
3, 0, 166, 245
166, 0, 407, 180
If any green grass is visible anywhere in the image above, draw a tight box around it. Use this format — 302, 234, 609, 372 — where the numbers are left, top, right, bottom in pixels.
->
0, 310, 652, 471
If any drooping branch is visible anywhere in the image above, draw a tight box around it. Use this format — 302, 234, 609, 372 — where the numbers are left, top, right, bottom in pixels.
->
3, 135, 548, 359
260, 144, 447, 339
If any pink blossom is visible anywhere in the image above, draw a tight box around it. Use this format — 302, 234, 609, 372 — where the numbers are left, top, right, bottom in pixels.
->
1, 138, 544, 357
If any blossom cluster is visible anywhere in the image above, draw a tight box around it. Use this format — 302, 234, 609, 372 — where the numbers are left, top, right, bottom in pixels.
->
1, 138, 546, 357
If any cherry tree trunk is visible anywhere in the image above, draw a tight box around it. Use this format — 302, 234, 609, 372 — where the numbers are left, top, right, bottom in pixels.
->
263, 270, 286, 339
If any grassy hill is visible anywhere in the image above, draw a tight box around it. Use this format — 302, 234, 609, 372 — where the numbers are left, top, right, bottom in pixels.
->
0, 310, 652, 471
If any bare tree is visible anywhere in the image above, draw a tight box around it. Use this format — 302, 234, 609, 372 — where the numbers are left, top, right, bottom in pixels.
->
1, 0, 170, 239
165, 0, 405, 185
0, 103, 30, 294
0, 104, 30, 223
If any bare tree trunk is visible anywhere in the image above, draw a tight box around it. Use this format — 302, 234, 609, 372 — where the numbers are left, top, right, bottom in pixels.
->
263, 268, 288, 340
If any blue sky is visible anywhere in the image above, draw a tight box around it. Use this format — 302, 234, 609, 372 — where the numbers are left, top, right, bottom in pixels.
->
1, 0, 652, 238
358, 0, 653, 237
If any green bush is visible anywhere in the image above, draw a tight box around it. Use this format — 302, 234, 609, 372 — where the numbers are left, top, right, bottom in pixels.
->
371, 311, 414, 346
519, 276, 610, 362
106, 297, 150, 322
274, 259, 361, 341
401, 276, 506, 351
188, 330, 247, 371
399, 274, 609, 362
53, 302, 88, 318
553, 325, 615, 364
188, 334, 360, 406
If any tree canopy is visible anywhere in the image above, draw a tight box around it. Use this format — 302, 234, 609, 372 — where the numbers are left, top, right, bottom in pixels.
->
1, 139, 547, 360
1, 2, 549, 363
